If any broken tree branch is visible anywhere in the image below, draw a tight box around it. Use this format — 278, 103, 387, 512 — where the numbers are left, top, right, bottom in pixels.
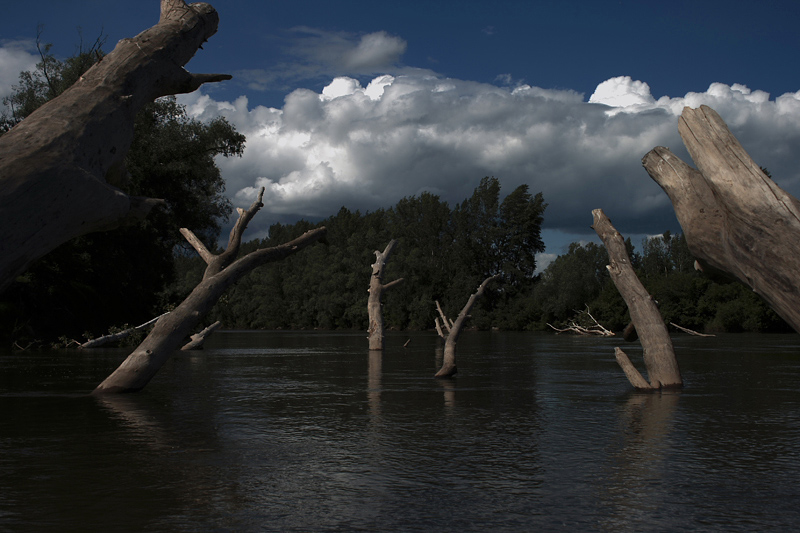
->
80, 312, 170, 349
181, 320, 222, 350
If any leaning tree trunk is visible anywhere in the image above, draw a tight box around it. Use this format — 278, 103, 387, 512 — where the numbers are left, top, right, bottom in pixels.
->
592, 209, 682, 390
0, 0, 231, 294
367, 239, 403, 350
643, 105, 800, 333
93, 188, 326, 394
434, 275, 499, 378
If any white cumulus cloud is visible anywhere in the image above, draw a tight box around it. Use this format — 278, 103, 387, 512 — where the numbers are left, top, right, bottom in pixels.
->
0, 40, 37, 102
179, 73, 800, 248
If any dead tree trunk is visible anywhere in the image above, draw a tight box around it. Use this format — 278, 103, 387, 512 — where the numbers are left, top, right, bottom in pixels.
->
0, 0, 231, 293
434, 275, 499, 378
92, 189, 326, 394
643, 105, 800, 333
367, 239, 403, 351
592, 209, 682, 390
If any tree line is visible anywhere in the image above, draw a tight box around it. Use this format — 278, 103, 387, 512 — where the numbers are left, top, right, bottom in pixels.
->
165, 196, 789, 336
532, 231, 790, 334
0, 37, 789, 347
164, 177, 547, 333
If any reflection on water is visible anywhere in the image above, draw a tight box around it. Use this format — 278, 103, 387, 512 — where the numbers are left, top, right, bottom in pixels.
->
2, 331, 800, 531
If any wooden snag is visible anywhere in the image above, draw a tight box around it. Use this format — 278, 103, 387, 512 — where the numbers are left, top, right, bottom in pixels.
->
592, 209, 682, 390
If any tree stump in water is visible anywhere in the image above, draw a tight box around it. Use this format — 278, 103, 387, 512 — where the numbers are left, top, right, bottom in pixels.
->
367, 240, 403, 351
592, 209, 682, 390
434, 275, 499, 378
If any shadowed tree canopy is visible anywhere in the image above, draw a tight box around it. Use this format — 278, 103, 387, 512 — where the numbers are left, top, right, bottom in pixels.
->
0, 10, 245, 343
0, 0, 233, 297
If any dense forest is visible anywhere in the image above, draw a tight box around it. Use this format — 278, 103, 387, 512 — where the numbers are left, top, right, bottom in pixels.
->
161, 197, 789, 336
0, 39, 790, 347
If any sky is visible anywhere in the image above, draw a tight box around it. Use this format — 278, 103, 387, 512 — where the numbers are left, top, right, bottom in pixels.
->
2, 0, 800, 271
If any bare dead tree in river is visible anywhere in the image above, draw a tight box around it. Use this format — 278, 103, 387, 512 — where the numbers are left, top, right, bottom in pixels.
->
0, 0, 232, 294
93, 188, 326, 394
367, 239, 403, 350
643, 105, 800, 334
434, 275, 499, 378
592, 209, 682, 390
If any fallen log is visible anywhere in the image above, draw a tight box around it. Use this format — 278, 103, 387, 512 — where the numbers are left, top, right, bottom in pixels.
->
593, 209, 682, 390
547, 307, 614, 336
670, 322, 715, 337
80, 312, 170, 349
181, 320, 222, 350
643, 105, 800, 333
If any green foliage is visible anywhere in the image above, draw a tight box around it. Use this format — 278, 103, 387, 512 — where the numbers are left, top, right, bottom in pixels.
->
0, 38, 244, 344
166, 178, 547, 332
1, 29, 105, 131
532, 230, 791, 334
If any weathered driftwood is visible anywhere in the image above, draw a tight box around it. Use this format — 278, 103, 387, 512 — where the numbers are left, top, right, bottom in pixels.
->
93, 189, 326, 394
547, 307, 614, 336
0, 0, 231, 293
669, 322, 715, 337
366, 240, 403, 350
181, 320, 222, 350
643, 105, 800, 333
592, 209, 682, 390
80, 312, 170, 349
434, 300, 454, 338
434, 275, 499, 378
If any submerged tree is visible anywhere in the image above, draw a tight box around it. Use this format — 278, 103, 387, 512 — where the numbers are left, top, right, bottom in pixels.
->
593, 209, 682, 390
94, 189, 327, 394
434, 275, 499, 378
367, 240, 403, 351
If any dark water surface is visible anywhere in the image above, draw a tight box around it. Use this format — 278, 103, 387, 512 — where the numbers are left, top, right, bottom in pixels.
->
2, 331, 800, 531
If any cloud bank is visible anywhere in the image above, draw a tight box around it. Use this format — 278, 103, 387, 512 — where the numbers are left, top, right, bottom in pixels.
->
2, 30, 798, 254
0, 40, 37, 101
179, 74, 800, 247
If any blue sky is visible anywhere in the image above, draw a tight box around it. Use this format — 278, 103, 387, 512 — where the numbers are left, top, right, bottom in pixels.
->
2, 0, 800, 268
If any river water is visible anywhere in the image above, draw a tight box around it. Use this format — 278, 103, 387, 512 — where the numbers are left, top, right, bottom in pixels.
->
2, 331, 800, 531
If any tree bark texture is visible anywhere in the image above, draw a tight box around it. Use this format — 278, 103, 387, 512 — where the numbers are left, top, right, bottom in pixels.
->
367, 240, 403, 350
592, 209, 682, 390
0, 0, 231, 293
434, 275, 499, 378
93, 189, 326, 394
643, 105, 800, 333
